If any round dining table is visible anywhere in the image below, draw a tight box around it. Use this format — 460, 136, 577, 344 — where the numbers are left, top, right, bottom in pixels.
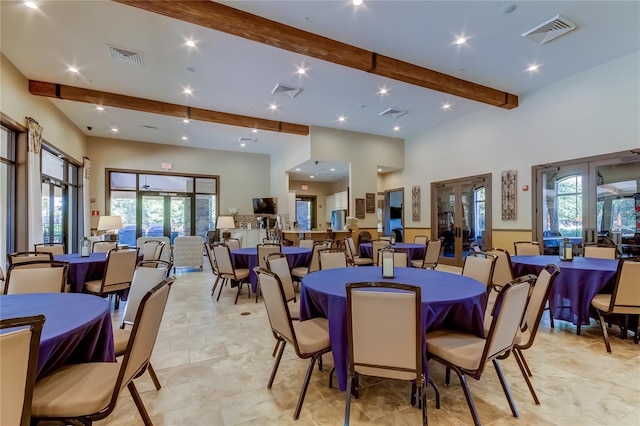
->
54, 252, 110, 293
0, 293, 115, 379
300, 266, 488, 391
511, 255, 619, 334
358, 242, 426, 262
231, 247, 312, 291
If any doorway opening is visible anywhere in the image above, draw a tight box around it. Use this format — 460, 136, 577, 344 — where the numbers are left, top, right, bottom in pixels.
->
296, 196, 317, 231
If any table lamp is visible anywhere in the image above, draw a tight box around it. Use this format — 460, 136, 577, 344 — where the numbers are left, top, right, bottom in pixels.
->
97, 215, 123, 242
217, 216, 236, 240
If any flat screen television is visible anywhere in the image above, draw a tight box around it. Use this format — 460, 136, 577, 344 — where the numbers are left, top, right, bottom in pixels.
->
390, 206, 402, 219
253, 197, 277, 214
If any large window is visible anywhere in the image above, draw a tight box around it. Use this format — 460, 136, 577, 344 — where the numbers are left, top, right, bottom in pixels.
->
108, 171, 218, 246
1, 125, 16, 262
556, 175, 582, 237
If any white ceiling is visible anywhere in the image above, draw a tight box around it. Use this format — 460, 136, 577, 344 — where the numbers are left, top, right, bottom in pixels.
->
2, 1, 639, 182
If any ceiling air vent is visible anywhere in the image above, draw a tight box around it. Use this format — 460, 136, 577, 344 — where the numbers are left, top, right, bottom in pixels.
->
108, 45, 144, 66
239, 137, 258, 143
271, 83, 303, 98
522, 15, 577, 45
378, 108, 407, 119
140, 125, 158, 130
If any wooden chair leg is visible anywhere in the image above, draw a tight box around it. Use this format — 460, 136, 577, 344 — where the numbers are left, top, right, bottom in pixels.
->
597, 310, 612, 353
268, 340, 286, 388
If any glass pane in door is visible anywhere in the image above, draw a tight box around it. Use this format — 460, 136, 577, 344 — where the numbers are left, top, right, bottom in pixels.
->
52, 185, 63, 244
111, 190, 137, 246
296, 199, 311, 231
435, 184, 456, 259
142, 195, 165, 240
171, 196, 191, 242
42, 182, 51, 242
460, 181, 476, 258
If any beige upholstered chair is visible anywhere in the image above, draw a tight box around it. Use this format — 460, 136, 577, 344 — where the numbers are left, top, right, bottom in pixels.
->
411, 238, 442, 269
223, 237, 241, 251
377, 249, 409, 268
291, 242, 324, 282
299, 238, 315, 249
4, 261, 68, 294
34, 243, 65, 255
84, 248, 139, 309
0, 315, 45, 426
136, 236, 171, 263
255, 243, 282, 302
140, 240, 165, 261
265, 252, 300, 357
427, 279, 531, 426
254, 268, 332, 420
345, 282, 437, 425
378, 235, 392, 243
31, 278, 175, 425
513, 241, 542, 256
172, 235, 204, 271
461, 251, 497, 292
371, 240, 389, 266
583, 245, 617, 259
345, 237, 373, 266
212, 244, 251, 304
113, 263, 170, 391
319, 248, 348, 270
484, 248, 514, 291
591, 258, 640, 352
7, 251, 53, 266
230, 232, 244, 247
413, 235, 428, 245
92, 241, 117, 253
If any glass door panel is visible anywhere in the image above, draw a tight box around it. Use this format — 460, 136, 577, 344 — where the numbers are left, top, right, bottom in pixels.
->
142, 195, 165, 241
142, 193, 193, 245
434, 183, 456, 264
171, 195, 191, 239
42, 182, 66, 244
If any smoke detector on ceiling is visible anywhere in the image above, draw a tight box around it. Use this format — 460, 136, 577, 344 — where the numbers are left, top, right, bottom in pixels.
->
379, 108, 407, 119
271, 83, 303, 98
108, 45, 144, 66
522, 15, 577, 45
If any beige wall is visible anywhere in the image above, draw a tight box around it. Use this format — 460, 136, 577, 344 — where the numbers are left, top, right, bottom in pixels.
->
87, 137, 271, 219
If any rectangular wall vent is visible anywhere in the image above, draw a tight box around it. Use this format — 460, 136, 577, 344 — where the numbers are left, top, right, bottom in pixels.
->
522, 15, 577, 45
379, 108, 407, 118
108, 45, 144, 66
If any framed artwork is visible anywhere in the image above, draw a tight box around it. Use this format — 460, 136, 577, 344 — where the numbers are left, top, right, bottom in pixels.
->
411, 185, 420, 222
355, 198, 366, 219
365, 193, 375, 213
501, 170, 517, 221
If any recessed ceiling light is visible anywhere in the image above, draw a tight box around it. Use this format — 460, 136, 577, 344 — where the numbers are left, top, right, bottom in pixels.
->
24, 1, 37, 9
527, 64, 540, 72
181, 136, 188, 141
393, 125, 401, 131
442, 103, 451, 110
252, 129, 258, 133
240, 143, 246, 147
95, 106, 104, 111
377, 168, 382, 172
330, 168, 335, 172
353, 0, 363, 5
183, 88, 192, 95
338, 115, 346, 122
295, 168, 301, 171
185, 40, 196, 47
310, 175, 315, 179
183, 118, 189, 123
455, 37, 467, 45
269, 103, 278, 110
378, 87, 389, 95
68, 67, 79, 73
296, 64, 307, 75
111, 127, 119, 133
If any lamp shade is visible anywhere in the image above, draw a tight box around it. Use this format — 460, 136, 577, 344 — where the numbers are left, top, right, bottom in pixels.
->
216, 216, 236, 230
97, 215, 123, 231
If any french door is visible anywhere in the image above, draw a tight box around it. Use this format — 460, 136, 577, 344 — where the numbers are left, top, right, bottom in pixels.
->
432, 174, 492, 267
141, 193, 193, 245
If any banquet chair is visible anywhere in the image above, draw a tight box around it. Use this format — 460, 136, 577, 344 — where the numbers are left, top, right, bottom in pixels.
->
345, 282, 436, 425
427, 279, 531, 426
30, 278, 175, 426
345, 237, 373, 266
513, 241, 542, 256
84, 248, 139, 309
230, 232, 244, 247
34, 242, 65, 255
136, 236, 172, 263
212, 244, 251, 304
265, 252, 300, 356
7, 251, 53, 266
141, 240, 165, 262
319, 248, 348, 270
411, 238, 442, 269
254, 267, 332, 420
591, 257, 640, 352
92, 241, 117, 253
223, 237, 242, 251
204, 242, 223, 296
299, 238, 315, 249
461, 251, 498, 293
255, 243, 282, 302
371, 240, 389, 266
4, 261, 68, 294
376, 250, 409, 268
113, 262, 171, 391
291, 242, 325, 283
172, 235, 204, 272
484, 248, 514, 291
413, 235, 429, 245
0, 315, 45, 426
583, 245, 617, 259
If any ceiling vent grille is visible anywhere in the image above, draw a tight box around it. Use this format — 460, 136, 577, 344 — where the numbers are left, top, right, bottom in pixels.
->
140, 125, 158, 130
271, 83, 303, 98
108, 45, 144, 66
239, 137, 258, 143
522, 15, 577, 45
378, 108, 407, 118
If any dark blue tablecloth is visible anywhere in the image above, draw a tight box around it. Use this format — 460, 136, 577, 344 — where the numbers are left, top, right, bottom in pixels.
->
300, 267, 487, 391
54, 252, 108, 293
0, 293, 115, 378
511, 255, 618, 326
359, 242, 426, 262
231, 247, 312, 291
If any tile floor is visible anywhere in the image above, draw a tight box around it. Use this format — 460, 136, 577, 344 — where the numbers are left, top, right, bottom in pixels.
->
98, 261, 640, 425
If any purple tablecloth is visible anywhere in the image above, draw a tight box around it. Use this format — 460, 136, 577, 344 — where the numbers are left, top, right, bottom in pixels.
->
0, 293, 115, 379
54, 252, 109, 293
511, 255, 618, 327
300, 267, 487, 391
359, 242, 426, 263
231, 247, 312, 291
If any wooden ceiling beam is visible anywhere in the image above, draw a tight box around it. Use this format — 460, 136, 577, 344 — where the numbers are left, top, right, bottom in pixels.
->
28, 80, 310, 136
113, 0, 518, 109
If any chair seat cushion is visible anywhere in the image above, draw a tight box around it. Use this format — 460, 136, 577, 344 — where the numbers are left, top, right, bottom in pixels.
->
84, 280, 130, 294
354, 257, 373, 266
592, 294, 612, 312
293, 318, 330, 355
113, 327, 130, 355
410, 259, 423, 268
426, 329, 485, 371
234, 268, 250, 280
288, 300, 300, 320
32, 363, 120, 418
291, 267, 308, 278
